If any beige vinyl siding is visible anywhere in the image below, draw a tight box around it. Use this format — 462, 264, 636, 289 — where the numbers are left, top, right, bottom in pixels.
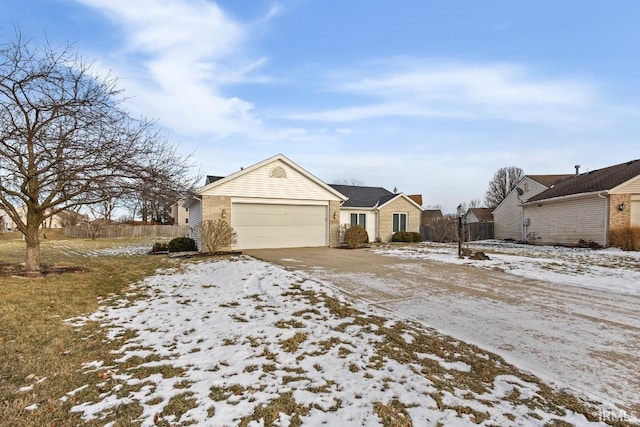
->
339, 209, 376, 242
611, 175, 640, 194
523, 195, 607, 245
200, 159, 341, 202
188, 199, 203, 249
493, 177, 549, 241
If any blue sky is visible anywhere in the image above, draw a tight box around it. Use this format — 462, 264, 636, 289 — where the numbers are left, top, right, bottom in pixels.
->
2, 1, 640, 211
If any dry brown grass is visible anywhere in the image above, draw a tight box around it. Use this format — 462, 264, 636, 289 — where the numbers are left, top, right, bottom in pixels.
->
0, 236, 172, 426
609, 226, 640, 251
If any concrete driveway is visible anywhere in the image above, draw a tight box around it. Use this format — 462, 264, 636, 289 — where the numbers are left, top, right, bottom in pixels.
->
246, 246, 640, 415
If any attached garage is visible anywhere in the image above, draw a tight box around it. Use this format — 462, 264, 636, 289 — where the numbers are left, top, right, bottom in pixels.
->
232, 203, 328, 249
186, 154, 347, 251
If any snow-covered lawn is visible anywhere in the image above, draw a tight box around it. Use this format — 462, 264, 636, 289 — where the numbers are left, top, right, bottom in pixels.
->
63, 257, 610, 426
374, 241, 640, 296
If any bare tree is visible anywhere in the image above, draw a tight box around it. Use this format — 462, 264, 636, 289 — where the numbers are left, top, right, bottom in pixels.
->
0, 31, 175, 273
124, 137, 199, 223
484, 166, 524, 208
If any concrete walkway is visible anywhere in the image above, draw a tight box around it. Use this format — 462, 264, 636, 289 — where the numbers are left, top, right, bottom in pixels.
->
246, 247, 640, 414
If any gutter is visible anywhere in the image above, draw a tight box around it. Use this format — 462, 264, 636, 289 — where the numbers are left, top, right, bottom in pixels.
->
522, 190, 608, 206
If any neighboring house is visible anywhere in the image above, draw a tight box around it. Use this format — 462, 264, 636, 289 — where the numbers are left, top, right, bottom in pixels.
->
421, 209, 444, 225
329, 184, 424, 242
522, 159, 640, 246
465, 208, 493, 223
465, 207, 494, 241
170, 199, 190, 225
493, 174, 573, 241
185, 154, 348, 250
0, 206, 86, 231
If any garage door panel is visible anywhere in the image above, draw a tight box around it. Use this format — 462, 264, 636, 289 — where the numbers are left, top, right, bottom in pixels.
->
232, 204, 327, 249
632, 200, 640, 226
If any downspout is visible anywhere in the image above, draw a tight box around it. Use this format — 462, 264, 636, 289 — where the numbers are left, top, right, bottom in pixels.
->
597, 192, 609, 246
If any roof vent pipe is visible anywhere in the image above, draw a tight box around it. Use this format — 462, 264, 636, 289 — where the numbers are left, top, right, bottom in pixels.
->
574, 165, 580, 175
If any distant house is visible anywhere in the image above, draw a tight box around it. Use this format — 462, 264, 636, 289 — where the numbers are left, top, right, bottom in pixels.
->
464, 207, 494, 241
329, 184, 424, 242
171, 199, 189, 226
493, 174, 573, 241
421, 209, 444, 225
0, 206, 87, 232
465, 208, 493, 224
522, 159, 640, 246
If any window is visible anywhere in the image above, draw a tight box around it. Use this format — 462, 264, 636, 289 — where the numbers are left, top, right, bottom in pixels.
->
350, 213, 366, 228
392, 213, 407, 232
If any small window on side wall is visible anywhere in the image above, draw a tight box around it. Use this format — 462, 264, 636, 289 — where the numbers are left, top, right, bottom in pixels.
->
350, 213, 367, 228
392, 213, 407, 232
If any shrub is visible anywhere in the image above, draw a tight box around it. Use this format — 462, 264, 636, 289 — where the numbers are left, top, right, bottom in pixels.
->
201, 219, 237, 252
341, 224, 369, 248
391, 231, 423, 243
168, 237, 197, 253
577, 239, 602, 249
609, 226, 640, 251
151, 242, 169, 253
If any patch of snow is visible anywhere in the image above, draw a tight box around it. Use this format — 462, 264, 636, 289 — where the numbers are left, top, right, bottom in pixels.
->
64, 257, 608, 426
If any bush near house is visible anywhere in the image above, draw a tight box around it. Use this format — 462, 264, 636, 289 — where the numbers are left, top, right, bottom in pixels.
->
391, 231, 422, 243
168, 237, 197, 253
151, 242, 169, 253
341, 224, 369, 248
609, 226, 640, 251
201, 219, 237, 253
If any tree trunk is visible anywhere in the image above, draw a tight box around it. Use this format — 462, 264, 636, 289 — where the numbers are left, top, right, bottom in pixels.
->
24, 230, 41, 273
24, 209, 43, 274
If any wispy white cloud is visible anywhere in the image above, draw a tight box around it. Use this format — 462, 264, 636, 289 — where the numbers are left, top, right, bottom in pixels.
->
286, 59, 606, 129
72, 0, 281, 137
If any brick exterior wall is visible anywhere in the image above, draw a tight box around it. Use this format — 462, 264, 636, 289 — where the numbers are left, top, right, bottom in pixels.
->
609, 193, 631, 230
328, 200, 341, 247
201, 195, 233, 251
377, 198, 422, 242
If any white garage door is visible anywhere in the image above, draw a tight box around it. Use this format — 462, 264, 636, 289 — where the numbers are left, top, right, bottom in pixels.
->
631, 199, 640, 226
232, 203, 327, 249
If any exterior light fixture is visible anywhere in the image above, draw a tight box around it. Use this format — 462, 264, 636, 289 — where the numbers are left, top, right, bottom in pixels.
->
221, 208, 226, 218
618, 203, 625, 211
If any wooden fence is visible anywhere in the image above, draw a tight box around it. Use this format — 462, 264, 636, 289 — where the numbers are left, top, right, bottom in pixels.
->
421, 221, 494, 242
63, 224, 190, 239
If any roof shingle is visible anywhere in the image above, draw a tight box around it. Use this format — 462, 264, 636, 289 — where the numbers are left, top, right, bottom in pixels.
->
328, 184, 394, 208
528, 159, 640, 202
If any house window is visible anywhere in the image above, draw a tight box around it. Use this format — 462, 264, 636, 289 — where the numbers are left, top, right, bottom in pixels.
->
392, 213, 407, 232
350, 213, 366, 228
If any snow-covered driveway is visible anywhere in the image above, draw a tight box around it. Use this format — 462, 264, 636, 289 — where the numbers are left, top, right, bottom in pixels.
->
248, 243, 640, 415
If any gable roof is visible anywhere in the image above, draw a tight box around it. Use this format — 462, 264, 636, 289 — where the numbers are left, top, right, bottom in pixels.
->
468, 207, 494, 222
528, 159, 640, 202
205, 175, 224, 185
329, 184, 394, 208
527, 174, 574, 188
195, 154, 347, 201
407, 194, 423, 206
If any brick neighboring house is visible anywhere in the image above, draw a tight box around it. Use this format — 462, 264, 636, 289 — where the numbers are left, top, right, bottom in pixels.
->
329, 185, 424, 242
522, 159, 640, 246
